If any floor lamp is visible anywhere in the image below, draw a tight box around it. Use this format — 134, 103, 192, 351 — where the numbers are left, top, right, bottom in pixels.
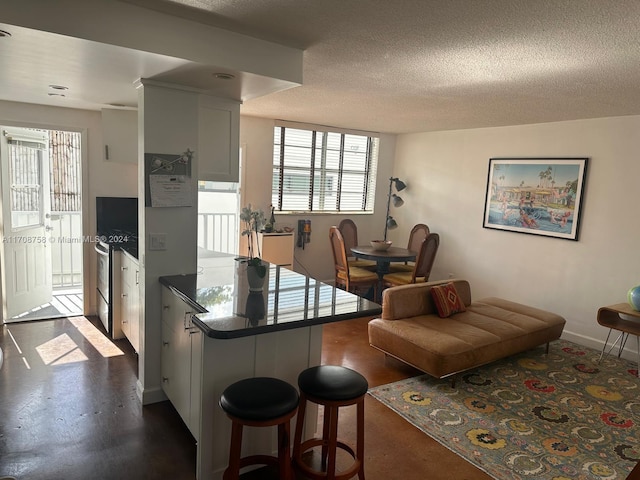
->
383, 177, 406, 241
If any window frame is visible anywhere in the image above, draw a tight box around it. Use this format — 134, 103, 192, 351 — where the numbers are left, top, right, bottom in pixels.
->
272, 121, 379, 214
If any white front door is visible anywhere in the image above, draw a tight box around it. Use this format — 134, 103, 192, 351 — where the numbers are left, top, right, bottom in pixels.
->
0, 127, 53, 320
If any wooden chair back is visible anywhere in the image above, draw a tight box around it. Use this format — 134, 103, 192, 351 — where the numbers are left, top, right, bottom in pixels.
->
329, 226, 350, 287
407, 223, 430, 252
412, 232, 440, 282
338, 219, 358, 256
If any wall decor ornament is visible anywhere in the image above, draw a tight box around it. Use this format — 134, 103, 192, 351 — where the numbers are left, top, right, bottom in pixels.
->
482, 157, 588, 240
628, 285, 640, 311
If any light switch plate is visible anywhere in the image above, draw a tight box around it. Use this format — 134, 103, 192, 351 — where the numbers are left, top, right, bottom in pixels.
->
149, 233, 167, 251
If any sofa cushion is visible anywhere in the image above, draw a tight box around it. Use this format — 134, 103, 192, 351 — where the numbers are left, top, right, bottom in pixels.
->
430, 282, 466, 317
381, 279, 472, 320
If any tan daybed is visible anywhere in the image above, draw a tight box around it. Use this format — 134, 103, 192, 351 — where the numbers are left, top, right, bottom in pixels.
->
368, 279, 566, 379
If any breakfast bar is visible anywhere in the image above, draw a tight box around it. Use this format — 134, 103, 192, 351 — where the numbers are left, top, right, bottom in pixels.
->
159, 254, 381, 479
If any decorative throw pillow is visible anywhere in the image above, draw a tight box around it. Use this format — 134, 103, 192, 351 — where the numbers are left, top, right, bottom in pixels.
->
430, 282, 466, 318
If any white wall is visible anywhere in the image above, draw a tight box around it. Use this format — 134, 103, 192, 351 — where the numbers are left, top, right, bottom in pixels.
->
239, 115, 398, 282
0, 100, 137, 317
392, 115, 640, 351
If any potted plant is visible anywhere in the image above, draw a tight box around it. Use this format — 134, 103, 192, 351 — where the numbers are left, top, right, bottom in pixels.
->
240, 204, 267, 290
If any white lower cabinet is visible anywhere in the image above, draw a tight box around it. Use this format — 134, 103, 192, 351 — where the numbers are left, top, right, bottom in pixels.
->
120, 251, 140, 352
160, 285, 322, 480
161, 286, 202, 440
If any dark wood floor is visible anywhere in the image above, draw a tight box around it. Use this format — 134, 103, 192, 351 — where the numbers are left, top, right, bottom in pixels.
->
0, 315, 490, 480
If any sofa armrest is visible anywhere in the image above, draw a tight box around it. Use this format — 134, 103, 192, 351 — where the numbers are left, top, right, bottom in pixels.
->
381, 279, 471, 320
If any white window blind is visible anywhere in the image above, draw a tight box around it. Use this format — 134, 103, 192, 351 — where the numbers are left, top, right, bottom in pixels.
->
272, 123, 378, 213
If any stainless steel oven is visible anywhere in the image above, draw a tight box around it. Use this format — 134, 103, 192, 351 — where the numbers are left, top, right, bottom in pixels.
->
95, 240, 124, 339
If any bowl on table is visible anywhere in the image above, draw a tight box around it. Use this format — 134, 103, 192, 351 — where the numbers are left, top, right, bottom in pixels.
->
370, 240, 392, 251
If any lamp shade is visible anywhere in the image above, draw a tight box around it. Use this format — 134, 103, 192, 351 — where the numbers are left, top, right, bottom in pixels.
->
393, 178, 407, 191
386, 216, 398, 230
392, 194, 404, 207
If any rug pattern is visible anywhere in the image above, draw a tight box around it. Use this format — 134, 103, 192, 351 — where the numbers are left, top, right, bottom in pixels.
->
368, 340, 640, 480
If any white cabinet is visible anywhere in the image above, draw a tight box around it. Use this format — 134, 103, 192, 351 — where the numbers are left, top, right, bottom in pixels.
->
197, 97, 240, 182
102, 108, 138, 163
256, 232, 294, 267
160, 286, 202, 440
120, 251, 140, 353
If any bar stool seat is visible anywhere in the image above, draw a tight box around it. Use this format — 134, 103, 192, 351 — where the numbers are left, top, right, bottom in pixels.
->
219, 377, 299, 480
293, 365, 368, 480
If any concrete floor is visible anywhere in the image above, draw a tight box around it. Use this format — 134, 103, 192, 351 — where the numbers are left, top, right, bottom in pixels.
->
0, 315, 490, 479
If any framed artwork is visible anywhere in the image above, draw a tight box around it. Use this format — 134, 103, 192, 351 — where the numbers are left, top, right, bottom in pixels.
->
482, 157, 588, 240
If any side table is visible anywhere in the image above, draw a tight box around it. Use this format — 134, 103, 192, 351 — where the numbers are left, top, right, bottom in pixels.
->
597, 303, 640, 377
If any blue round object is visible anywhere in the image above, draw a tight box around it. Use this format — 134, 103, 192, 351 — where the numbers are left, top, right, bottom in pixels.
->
627, 285, 640, 311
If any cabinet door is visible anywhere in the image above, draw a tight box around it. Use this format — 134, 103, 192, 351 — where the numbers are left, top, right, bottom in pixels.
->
161, 287, 193, 429
128, 265, 140, 353
120, 253, 140, 353
120, 254, 131, 341
102, 109, 138, 163
189, 328, 202, 441
197, 97, 239, 182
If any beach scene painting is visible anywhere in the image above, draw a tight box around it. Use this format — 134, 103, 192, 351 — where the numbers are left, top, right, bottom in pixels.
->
483, 157, 588, 240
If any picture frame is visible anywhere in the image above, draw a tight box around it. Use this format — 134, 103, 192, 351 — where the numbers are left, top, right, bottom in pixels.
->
482, 157, 588, 240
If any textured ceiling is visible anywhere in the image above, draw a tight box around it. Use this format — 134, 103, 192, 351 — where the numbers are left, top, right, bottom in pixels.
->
3, 1, 639, 135
123, 0, 640, 134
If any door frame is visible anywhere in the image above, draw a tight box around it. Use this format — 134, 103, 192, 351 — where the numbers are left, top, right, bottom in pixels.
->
0, 120, 89, 323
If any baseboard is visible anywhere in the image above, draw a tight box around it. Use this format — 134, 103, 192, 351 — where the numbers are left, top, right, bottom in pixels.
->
138, 383, 167, 405
561, 329, 639, 363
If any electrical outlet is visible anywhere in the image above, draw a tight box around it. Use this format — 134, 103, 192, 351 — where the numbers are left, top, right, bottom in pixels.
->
149, 233, 167, 251
448, 272, 455, 279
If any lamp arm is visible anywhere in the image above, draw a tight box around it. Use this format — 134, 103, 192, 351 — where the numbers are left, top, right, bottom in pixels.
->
384, 177, 393, 241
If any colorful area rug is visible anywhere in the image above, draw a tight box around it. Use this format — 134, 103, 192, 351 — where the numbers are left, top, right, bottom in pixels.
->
368, 340, 640, 480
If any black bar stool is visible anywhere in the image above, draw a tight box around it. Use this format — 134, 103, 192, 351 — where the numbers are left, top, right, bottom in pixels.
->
219, 377, 299, 480
292, 365, 368, 480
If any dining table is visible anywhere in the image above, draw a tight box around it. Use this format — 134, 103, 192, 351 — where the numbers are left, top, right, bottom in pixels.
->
350, 245, 417, 302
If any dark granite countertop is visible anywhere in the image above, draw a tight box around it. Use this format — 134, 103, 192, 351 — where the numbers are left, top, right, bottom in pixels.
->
159, 255, 381, 339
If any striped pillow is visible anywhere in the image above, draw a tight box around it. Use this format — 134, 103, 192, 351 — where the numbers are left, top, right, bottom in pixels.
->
430, 282, 466, 318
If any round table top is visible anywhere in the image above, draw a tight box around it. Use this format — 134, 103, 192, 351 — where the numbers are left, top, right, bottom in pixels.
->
351, 245, 416, 262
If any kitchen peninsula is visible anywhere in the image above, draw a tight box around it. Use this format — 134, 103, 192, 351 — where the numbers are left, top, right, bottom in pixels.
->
159, 254, 380, 480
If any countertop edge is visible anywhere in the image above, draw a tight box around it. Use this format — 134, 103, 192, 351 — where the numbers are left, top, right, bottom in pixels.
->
191, 306, 382, 339
160, 273, 382, 339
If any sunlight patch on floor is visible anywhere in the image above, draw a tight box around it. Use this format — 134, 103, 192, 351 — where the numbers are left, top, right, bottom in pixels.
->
69, 317, 124, 358
36, 333, 88, 365
26, 317, 124, 366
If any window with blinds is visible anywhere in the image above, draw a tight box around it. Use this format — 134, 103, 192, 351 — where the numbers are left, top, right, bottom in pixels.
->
272, 124, 379, 213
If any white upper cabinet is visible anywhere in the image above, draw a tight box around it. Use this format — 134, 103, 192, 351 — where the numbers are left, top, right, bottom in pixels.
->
197, 96, 240, 182
102, 109, 138, 164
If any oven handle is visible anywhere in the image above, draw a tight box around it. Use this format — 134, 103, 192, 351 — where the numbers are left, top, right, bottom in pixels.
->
95, 242, 110, 257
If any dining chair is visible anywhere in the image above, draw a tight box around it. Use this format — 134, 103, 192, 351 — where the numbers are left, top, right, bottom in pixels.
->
383, 232, 439, 287
329, 226, 378, 298
389, 223, 430, 273
337, 219, 376, 270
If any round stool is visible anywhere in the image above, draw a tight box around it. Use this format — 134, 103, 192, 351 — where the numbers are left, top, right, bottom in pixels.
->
219, 377, 299, 480
292, 365, 368, 480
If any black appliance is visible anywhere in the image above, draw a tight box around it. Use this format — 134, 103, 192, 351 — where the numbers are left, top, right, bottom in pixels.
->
95, 197, 138, 338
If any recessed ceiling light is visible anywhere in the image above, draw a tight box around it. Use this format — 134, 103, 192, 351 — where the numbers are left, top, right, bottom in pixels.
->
214, 73, 235, 80
0, 30, 12, 38
48, 84, 69, 90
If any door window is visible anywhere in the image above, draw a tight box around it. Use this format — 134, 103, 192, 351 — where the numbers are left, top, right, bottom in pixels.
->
7, 138, 46, 230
